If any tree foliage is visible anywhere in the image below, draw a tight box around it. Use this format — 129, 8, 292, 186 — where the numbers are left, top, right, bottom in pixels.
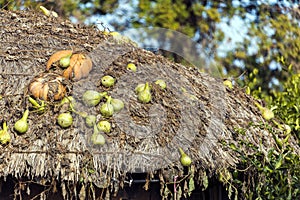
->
220, 3, 300, 94
226, 59, 300, 199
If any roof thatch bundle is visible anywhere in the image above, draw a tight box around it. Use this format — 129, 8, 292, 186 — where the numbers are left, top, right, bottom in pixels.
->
0, 9, 299, 199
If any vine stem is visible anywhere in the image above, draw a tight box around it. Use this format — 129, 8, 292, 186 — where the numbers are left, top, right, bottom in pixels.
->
174, 175, 178, 200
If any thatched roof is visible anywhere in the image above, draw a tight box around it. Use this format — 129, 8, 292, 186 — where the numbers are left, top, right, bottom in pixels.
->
0, 9, 299, 199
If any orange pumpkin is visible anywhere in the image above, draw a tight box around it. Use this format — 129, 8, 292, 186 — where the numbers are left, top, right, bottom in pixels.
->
62, 53, 93, 80
29, 73, 67, 101
46, 50, 73, 71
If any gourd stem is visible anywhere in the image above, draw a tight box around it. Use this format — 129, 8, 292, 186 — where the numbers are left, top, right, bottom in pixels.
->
22, 109, 29, 121
3, 122, 7, 131
178, 147, 185, 156
28, 97, 41, 108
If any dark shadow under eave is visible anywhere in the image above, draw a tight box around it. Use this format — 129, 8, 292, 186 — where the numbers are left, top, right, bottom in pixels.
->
0, 174, 230, 200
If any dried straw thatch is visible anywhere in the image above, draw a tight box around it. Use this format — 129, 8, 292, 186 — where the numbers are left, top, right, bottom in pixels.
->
0, 9, 298, 199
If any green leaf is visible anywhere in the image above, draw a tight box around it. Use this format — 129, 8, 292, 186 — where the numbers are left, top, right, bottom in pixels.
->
188, 178, 195, 196
202, 171, 209, 191
275, 154, 283, 170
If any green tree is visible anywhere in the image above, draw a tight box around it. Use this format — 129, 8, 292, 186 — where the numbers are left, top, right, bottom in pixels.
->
219, 3, 300, 95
